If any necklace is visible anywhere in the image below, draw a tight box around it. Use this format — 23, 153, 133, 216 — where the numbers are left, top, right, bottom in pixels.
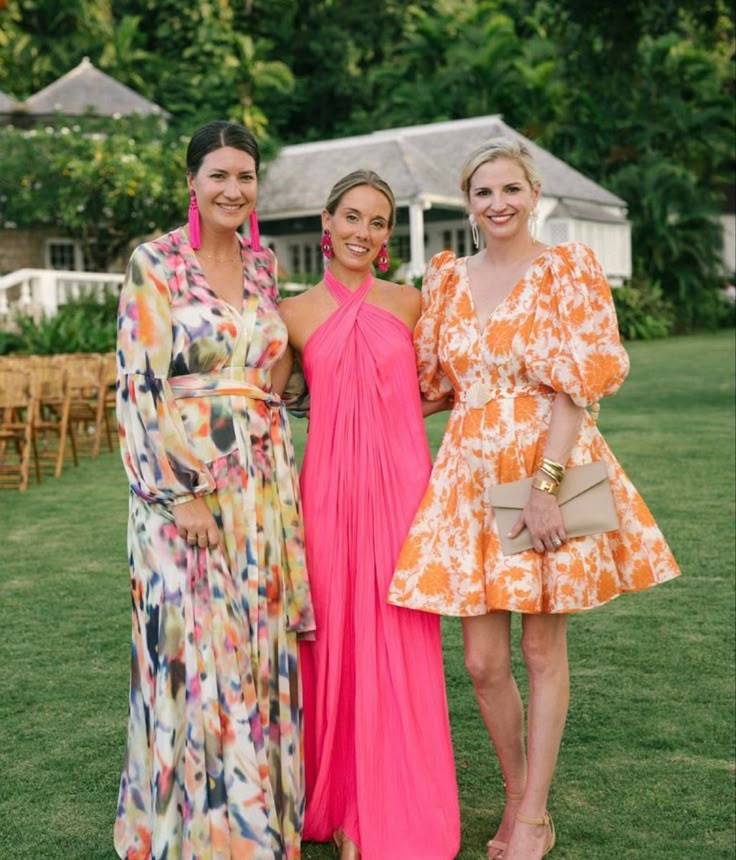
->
198, 244, 241, 263
199, 251, 241, 263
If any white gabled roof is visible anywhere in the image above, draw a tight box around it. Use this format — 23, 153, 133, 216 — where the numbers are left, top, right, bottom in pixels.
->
259, 115, 625, 218
24, 57, 167, 118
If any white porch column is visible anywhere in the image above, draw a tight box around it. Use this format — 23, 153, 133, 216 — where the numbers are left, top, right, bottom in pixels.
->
36, 271, 59, 317
408, 198, 426, 280
19, 279, 32, 309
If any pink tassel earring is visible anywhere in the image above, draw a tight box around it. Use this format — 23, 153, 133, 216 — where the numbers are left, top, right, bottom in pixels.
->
320, 229, 334, 259
188, 189, 201, 249
376, 243, 390, 273
249, 209, 261, 251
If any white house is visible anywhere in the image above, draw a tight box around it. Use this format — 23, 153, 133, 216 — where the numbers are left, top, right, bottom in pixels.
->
257, 115, 632, 284
0, 59, 168, 276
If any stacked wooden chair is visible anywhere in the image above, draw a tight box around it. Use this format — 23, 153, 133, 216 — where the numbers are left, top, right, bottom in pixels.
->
0, 351, 119, 489
0, 365, 36, 491
100, 351, 118, 454
27, 355, 74, 478
58, 353, 108, 459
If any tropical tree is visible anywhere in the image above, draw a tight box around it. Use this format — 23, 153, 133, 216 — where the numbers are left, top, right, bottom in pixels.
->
0, 0, 110, 96
612, 159, 727, 330
101, 0, 293, 139
0, 120, 187, 271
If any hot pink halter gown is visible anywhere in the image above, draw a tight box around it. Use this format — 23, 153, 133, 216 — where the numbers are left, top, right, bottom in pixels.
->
298, 270, 460, 859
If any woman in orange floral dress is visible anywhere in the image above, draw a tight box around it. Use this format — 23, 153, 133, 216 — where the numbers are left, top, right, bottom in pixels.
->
388, 137, 680, 860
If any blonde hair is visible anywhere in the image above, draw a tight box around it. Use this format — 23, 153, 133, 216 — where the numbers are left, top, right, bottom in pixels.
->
324, 169, 396, 228
460, 136, 541, 196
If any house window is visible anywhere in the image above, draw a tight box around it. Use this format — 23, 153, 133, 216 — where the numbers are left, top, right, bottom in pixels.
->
46, 239, 82, 271
303, 244, 313, 274
393, 234, 411, 263
442, 230, 452, 250
289, 244, 301, 274
456, 229, 467, 256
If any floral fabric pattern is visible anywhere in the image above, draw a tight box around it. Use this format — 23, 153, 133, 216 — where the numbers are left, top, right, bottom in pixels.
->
389, 242, 680, 616
114, 227, 314, 860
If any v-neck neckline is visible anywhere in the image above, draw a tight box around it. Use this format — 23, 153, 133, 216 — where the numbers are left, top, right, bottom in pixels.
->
179, 226, 247, 315
462, 246, 550, 331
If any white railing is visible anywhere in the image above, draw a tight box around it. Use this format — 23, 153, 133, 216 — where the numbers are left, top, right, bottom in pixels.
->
0, 268, 124, 321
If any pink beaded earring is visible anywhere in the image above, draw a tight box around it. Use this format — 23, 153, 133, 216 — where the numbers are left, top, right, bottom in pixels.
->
188, 189, 201, 249
320, 229, 334, 259
249, 209, 261, 251
376, 243, 390, 273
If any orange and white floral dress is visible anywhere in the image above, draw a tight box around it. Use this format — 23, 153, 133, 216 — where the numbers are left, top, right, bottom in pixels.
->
388, 243, 680, 615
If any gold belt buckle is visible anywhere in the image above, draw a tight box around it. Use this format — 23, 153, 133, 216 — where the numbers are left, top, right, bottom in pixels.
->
465, 381, 492, 408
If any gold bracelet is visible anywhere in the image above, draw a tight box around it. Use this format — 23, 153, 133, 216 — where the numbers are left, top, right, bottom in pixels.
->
541, 456, 565, 474
539, 464, 563, 483
532, 477, 560, 495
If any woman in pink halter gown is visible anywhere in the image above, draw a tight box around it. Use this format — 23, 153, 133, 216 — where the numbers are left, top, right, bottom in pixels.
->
280, 170, 459, 860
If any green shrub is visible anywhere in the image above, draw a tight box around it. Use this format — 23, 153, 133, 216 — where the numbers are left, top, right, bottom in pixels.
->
612, 278, 675, 340
14, 290, 119, 354
0, 329, 26, 355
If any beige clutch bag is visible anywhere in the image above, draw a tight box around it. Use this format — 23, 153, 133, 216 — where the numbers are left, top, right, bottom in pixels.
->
488, 460, 619, 556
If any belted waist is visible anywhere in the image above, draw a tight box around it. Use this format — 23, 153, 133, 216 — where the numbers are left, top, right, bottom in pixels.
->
457, 381, 550, 409
169, 366, 279, 404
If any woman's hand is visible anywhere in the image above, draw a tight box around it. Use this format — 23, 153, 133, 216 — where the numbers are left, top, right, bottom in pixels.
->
509, 486, 567, 553
507, 391, 584, 552
421, 391, 454, 417
172, 497, 219, 550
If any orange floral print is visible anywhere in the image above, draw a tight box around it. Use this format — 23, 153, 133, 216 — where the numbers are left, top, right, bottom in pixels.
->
389, 242, 680, 615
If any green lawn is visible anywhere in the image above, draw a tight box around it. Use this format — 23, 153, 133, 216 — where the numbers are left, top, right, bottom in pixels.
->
1, 331, 733, 860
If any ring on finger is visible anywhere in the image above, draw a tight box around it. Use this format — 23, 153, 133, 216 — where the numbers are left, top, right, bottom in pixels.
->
187, 533, 198, 544
551, 535, 562, 548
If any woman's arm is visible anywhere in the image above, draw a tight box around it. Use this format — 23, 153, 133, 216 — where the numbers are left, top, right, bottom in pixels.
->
508, 392, 585, 553
421, 391, 454, 417
272, 342, 294, 397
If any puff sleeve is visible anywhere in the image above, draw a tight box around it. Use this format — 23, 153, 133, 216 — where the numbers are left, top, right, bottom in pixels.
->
526, 243, 630, 407
116, 244, 216, 505
414, 250, 455, 400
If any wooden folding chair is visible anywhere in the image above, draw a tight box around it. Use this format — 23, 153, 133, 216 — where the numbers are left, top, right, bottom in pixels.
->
0, 367, 35, 491
27, 355, 75, 478
100, 351, 118, 453
60, 353, 106, 458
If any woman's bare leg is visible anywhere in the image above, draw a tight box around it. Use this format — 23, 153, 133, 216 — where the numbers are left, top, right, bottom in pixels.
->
462, 613, 526, 855
505, 613, 568, 860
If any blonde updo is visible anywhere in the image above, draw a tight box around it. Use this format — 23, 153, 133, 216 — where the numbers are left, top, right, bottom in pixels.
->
460, 136, 541, 197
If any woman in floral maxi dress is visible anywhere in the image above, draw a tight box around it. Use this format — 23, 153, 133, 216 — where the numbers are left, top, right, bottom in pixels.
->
114, 121, 313, 860
389, 137, 680, 860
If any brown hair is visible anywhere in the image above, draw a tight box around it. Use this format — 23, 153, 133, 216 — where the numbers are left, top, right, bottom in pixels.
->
186, 120, 260, 175
324, 169, 396, 228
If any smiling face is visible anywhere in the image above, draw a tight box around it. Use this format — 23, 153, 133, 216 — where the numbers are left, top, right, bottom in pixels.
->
187, 146, 257, 235
467, 157, 540, 244
322, 184, 392, 275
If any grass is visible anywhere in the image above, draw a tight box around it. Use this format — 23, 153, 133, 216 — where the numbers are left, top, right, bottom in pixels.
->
0, 330, 733, 860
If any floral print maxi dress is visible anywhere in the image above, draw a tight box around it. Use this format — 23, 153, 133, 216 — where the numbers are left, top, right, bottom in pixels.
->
114, 227, 314, 860
389, 243, 680, 616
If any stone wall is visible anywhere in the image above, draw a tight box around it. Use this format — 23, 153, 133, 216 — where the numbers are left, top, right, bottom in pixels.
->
0, 229, 46, 273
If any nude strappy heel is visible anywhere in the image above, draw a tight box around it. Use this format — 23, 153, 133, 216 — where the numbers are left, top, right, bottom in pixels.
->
486, 786, 524, 859
514, 810, 556, 857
